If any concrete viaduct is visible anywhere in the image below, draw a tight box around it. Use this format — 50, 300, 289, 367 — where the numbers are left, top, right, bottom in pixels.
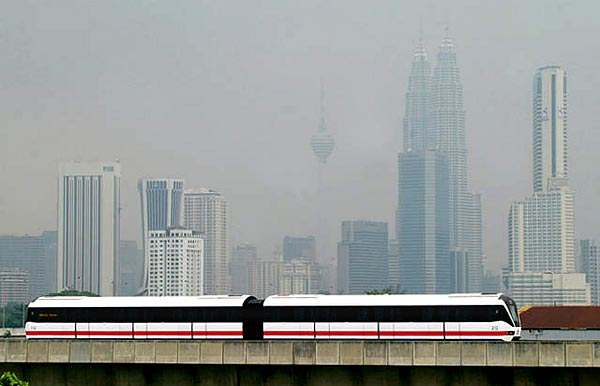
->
1, 339, 599, 385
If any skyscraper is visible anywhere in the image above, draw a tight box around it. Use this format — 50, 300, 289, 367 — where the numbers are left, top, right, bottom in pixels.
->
396, 34, 482, 293
138, 178, 184, 292
337, 220, 388, 294
507, 66, 588, 306
397, 150, 449, 294
183, 188, 228, 294
57, 162, 120, 296
430, 35, 483, 292
533, 66, 568, 193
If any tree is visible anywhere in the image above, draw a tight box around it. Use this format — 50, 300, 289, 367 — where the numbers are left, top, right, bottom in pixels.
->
45, 290, 99, 297
0, 371, 29, 386
1, 303, 27, 328
366, 285, 406, 295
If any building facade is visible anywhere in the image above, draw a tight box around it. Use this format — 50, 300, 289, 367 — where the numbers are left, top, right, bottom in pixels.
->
147, 228, 203, 296
0, 268, 29, 306
138, 178, 184, 292
230, 243, 257, 294
0, 232, 57, 300
533, 66, 568, 193
580, 240, 600, 305
430, 36, 484, 292
183, 188, 228, 295
396, 35, 483, 295
397, 150, 449, 294
506, 66, 586, 306
57, 162, 120, 296
118, 240, 143, 296
337, 220, 388, 294
283, 236, 316, 261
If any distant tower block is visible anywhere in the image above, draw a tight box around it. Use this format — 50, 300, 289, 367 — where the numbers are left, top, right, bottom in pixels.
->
310, 87, 335, 163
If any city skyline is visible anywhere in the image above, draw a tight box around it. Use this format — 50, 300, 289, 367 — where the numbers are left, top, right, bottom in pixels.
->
1, 2, 600, 275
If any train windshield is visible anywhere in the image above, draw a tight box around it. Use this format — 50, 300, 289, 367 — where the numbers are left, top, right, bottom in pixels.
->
502, 296, 520, 327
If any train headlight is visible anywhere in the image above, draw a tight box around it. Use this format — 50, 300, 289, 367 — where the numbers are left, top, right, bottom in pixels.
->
507, 331, 515, 335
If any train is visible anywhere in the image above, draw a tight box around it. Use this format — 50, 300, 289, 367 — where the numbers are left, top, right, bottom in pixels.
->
25, 293, 521, 341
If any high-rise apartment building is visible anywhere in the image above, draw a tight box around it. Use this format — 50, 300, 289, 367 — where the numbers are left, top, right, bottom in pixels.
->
283, 236, 316, 261
580, 240, 600, 305
183, 188, 228, 294
57, 162, 120, 296
507, 67, 587, 306
147, 228, 203, 296
0, 231, 57, 300
337, 220, 388, 294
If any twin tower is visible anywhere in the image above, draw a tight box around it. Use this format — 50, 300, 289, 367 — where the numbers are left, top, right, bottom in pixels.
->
394, 35, 483, 294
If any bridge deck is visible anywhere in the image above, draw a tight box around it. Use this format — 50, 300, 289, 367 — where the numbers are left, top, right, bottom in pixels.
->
0, 339, 598, 367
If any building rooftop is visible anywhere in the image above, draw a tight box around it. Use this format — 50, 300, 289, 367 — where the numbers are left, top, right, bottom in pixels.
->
520, 306, 600, 329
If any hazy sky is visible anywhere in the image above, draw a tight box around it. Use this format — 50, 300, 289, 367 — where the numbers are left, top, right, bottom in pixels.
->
1, 1, 599, 271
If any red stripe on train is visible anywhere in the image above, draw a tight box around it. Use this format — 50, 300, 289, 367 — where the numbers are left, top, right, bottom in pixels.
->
26, 330, 75, 336
380, 331, 444, 337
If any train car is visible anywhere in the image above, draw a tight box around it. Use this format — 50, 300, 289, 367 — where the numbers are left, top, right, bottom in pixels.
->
262, 293, 520, 341
26, 293, 521, 341
26, 295, 259, 339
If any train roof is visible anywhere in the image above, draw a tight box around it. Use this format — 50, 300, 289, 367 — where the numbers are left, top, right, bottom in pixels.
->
28, 295, 254, 308
263, 293, 508, 307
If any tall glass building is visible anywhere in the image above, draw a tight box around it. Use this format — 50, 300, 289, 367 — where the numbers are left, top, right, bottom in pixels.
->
397, 150, 449, 294
396, 35, 483, 293
337, 220, 388, 294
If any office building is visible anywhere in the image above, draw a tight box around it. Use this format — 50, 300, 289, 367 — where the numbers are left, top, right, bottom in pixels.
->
507, 272, 589, 306
147, 228, 203, 296
118, 240, 143, 296
283, 236, 316, 261
580, 240, 600, 305
138, 178, 184, 291
57, 162, 120, 296
0, 231, 57, 300
397, 150, 450, 294
183, 188, 228, 294
0, 268, 29, 306
230, 243, 257, 294
533, 66, 568, 193
337, 220, 388, 294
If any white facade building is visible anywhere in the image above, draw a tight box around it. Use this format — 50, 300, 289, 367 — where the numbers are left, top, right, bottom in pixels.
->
147, 228, 203, 296
183, 188, 228, 295
57, 162, 120, 296
508, 183, 575, 274
533, 66, 568, 193
506, 66, 587, 306
248, 258, 321, 298
580, 240, 600, 305
138, 178, 184, 292
507, 272, 590, 306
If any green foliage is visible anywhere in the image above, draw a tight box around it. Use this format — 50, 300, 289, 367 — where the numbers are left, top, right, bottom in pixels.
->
0, 372, 29, 386
366, 285, 406, 295
0, 303, 26, 328
45, 290, 99, 297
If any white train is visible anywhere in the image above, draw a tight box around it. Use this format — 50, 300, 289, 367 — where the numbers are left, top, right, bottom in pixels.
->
25, 293, 521, 341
